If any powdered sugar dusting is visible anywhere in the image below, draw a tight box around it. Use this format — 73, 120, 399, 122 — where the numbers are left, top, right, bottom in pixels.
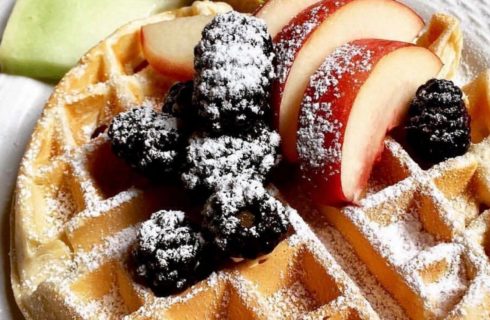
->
321, 152, 486, 318
44, 185, 76, 238
403, 243, 469, 317
298, 100, 341, 174
341, 187, 471, 317
282, 182, 408, 319
182, 129, 280, 192
66, 188, 140, 234
193, 11, 275, 132
74, 225, 139, 272
297, 43, 373, 175
265, 281, 318, 318
274, 1, 330, 84
78, 284, 131, 319
316, 226, 409, 320
14, 0, 490, 318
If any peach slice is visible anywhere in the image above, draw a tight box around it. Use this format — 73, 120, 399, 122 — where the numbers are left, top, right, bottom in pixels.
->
254, 0, 321, 38
296, 39, 442, 205
141, 15, 214, 81
273, 0, 424, 162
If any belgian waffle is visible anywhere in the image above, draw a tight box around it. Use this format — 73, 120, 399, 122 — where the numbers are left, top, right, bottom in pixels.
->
11, 1, 490, 319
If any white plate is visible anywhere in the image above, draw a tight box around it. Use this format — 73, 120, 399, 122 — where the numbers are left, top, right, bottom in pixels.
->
0, 1, 54, 318
0, 0, 489, 318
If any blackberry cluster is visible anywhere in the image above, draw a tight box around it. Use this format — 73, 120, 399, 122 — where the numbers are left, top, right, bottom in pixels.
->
108, 107, 185, 178
405, 79, 471, 164
127, 11, 290, 295
203, 179, 291, 259
182, 124, 280, 194
133, 210, 210, 296
193, 11, 275, 133
185, 12, 288, 260
162, 81, 196, 127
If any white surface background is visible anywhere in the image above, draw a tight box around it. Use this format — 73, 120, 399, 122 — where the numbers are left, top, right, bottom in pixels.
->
0, 0, 489, 319
0, 0, 54, 319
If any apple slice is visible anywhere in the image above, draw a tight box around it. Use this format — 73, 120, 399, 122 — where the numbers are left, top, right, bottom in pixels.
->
141, 15, 214, 81
274, 0, 424, 162
254, 0, 321, 38
296, 39, 442, 205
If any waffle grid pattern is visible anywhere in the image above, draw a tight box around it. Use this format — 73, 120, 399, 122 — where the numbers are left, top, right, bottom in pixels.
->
11, 2, 490, 320
320, 137, 490, 319
11, 3, 378, 319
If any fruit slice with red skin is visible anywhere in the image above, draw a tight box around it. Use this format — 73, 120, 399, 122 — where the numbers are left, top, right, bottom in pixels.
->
274, 0, 424, 162
141, 15, 214, 81
296, 39, 442, 206
254, 0, 321, 38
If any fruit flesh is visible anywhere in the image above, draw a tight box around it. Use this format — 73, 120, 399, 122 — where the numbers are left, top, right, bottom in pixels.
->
0, 0, 191, 81
297, 40, 441, 205
142, 15, 214, 81
274, 0, 424, 162
342, 43, 443, 202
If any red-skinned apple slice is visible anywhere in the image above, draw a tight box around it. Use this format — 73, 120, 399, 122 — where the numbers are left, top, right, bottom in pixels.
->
296, 39, 442, 206
274, 0, 424, 162
254, 0, 321, 38
141, 15, 214, 81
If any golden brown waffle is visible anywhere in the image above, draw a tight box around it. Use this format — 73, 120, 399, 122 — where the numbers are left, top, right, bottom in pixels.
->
11, 1, 490, 319
417, 13, 463, 80
10, 2, 380, 319
464, 69, 490, 143
319, 137, 490, 319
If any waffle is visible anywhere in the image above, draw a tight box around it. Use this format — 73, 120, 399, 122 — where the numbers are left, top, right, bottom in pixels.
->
319, 136, 490, 319
464, 69, 490, 143
417, 13, 463, 80
11, 1, 490, 319
10, 2, 379, 319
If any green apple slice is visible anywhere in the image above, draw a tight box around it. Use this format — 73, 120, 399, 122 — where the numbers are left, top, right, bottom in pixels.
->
0, 0, 191, 81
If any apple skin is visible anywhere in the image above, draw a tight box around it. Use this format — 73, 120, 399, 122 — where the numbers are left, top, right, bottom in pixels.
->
271, 0, 346, 128
299, 40, 405, 206
254, 0, 322, 38
296, 39, 441, 206
272, 0, 424, 163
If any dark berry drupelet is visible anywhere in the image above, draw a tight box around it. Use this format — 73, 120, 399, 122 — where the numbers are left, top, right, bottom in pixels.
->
181, 124, 281, 195
405, 79, 471, 164
108, 107, 185, 178
193, 11, 276, 133
162, 81, 195, 124
133, 210, 210, 296
202, 179, 291, 259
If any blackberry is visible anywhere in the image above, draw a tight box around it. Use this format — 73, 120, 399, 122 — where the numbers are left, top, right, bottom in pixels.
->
181, 124, 280, 194
203, 179, 291, 259
193, 11, 275, 133
108, 107, 185, 178
405, 79, 471, 163
133, 210, 210, 296
162, 81, 195, 122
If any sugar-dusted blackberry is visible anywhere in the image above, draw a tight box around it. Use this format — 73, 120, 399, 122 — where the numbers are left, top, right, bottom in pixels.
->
405, 79, 471, 163
162, 81, 195, 121
203, 179, 291, 259
133, 210, 210, 296
181, 124, 280, 194
108, 107, 185, 178
193, 11, 275, 133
